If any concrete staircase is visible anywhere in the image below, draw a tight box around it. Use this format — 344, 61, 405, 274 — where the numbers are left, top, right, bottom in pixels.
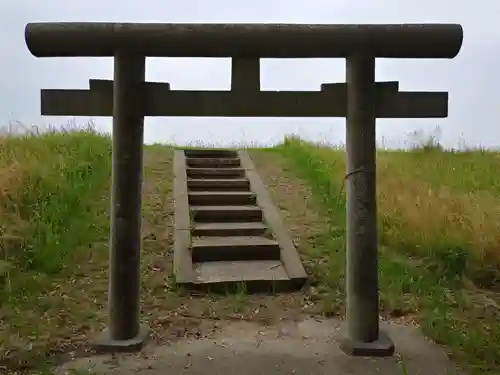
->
173, 149, 307, 293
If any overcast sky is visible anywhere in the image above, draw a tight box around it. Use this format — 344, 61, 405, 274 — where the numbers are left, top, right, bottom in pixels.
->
1, 0, 498, 148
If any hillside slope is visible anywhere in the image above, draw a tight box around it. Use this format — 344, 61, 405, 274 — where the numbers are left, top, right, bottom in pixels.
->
264, 137, 500, 374
1, 130, 499, 375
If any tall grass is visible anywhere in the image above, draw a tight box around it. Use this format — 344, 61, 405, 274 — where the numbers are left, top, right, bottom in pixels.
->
274, 136, 500, 374
0, 127, 112, 301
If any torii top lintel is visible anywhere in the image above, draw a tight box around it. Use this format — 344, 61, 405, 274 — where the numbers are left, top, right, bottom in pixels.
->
25, 22, 463, 59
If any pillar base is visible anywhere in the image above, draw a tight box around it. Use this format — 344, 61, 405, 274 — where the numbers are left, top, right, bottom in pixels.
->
339, 328, 395, 357
91, 324, 149, 353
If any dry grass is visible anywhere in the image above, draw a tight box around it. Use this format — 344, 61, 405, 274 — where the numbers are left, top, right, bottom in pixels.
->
309, 141, 500, 287
274, 136, 500, 374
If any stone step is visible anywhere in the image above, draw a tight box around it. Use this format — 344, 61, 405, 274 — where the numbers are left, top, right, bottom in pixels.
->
192, 260, 300, 293
187, 178, 250, 192
191, 222, 268, 237
193, 260, 288, 284
184, 149, 238, 158
191, 236, 281, 262
188, 191, 257, 206
173, 149, 308, 293
190, 205, 262, 222
186, 157, 241, 168
186, 167, 246, 179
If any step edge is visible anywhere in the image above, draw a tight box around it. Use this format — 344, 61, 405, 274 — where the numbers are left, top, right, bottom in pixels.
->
190, 205, 261, 210
191, 238, 279, 247
194, 222, 268, 228
188, 191, 254, 195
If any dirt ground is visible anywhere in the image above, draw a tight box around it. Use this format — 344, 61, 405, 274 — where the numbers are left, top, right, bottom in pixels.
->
57, 318, 462, 375
136, 149, 334, 346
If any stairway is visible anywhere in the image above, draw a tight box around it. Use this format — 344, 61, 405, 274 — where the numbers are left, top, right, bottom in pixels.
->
173, 148, 307, 293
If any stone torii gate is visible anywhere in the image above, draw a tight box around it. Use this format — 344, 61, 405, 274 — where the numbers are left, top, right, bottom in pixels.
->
25, 22, 463, 356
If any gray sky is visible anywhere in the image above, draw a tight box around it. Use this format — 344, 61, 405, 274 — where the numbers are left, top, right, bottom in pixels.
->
2, 0, 499, 148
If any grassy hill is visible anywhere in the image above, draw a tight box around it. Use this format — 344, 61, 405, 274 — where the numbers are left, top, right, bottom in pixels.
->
0, 128, 498, 374
270, 137, 500, 374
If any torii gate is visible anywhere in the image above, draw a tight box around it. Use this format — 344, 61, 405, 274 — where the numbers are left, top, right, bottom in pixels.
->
25, 22, 463, 356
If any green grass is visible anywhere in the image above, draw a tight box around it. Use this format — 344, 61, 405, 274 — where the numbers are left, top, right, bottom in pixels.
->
1, 130, 111, 274
0, 126, 113, 371
0, 127, 111, 285
271, 136, 500, 375
2, 126, 499, 375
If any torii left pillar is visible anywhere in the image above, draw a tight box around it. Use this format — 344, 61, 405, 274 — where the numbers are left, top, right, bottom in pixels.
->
92, 51, 150, 352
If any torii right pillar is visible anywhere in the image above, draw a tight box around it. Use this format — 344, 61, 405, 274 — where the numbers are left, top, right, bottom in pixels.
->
340, 53, 394, 356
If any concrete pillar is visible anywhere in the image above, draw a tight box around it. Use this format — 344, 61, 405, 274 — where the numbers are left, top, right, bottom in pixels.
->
92, 51, 149, 352
339, 53, 395, 357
